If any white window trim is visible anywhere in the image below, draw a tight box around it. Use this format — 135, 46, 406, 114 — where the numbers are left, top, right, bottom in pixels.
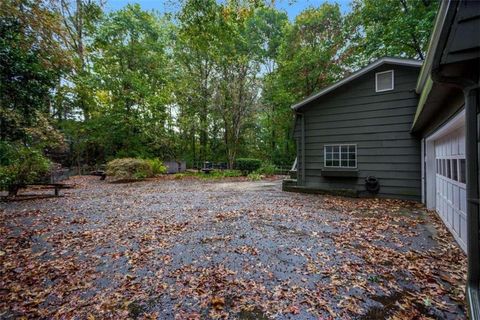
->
375, 70, 394, 92
323, 144, 357, 169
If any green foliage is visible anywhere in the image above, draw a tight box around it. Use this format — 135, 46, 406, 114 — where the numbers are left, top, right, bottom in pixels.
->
247, 172, 262, 181
173, 173, 187, 180
349, 0, 439, 63
276, 4, 349, 99
255, 163, 276, 176
4, 0, 437, 171
0, 144, 52, 190
259, 3, 350, 167
147, 159, 167, 176
203, 170, 243, 179
106, 158, 153, 181
172, 169, 242, 180
62, 4, 177, 164
235, 158, 262, 174
221, 170, 243, 178
0, 0, 67, 149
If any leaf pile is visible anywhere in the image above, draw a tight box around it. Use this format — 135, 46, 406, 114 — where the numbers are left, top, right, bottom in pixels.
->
0, 176, 467, 319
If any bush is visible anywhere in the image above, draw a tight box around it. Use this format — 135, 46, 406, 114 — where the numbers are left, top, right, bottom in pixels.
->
147, 158, 167, 176
235, 158, 262, 174
255, 163, 276, 176
247, 172, 262, 181
0, 145, 52, 191
106, 158, 153, 181
221, 170, 243, 177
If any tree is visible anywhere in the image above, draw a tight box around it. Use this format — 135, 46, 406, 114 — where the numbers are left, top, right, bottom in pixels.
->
211, 1, 266, 168
175, 0, 223, 165
349, 0, 439, 63
260, 3, 350, 165
58, 0, 104, 120
89, 4, 174, 160
1, 0, 439, 171
0, 0, 68, 149
276, 3, 350, 99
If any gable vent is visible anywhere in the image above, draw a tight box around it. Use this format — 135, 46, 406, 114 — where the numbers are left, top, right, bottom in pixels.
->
376, 70, 394, 92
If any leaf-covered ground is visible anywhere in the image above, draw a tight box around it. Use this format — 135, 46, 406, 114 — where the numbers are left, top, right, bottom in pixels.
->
0, 176, 467, 319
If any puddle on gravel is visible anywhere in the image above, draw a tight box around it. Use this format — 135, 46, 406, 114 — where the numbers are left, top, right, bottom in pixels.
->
359, 291, 406, 320
236, 308, 268, 320
359, 291, 434, 320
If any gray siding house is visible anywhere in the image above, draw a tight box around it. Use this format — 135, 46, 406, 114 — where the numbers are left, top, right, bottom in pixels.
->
285, 0, 480, 316
288, 58, 423, 200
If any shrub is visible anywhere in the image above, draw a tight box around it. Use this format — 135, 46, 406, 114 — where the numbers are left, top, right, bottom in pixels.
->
255, 163, 276, 176
106, 158, 153, 181
247, 172, 262, 181
0, 166, 15, 190
147, 158, 167, 176
173, 173, 187, 179
0, 145, 52, 191
235, 158, 262, 174
221, 170, 243, 177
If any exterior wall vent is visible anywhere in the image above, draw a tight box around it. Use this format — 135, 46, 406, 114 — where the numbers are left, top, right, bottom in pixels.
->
376, 70, 394, 92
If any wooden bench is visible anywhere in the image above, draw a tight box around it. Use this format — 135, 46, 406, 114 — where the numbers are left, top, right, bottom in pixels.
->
8, 183, 73, 197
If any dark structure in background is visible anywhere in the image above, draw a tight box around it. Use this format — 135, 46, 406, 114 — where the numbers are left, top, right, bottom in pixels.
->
163, 161, 187, 174
285, 0, 480, 317
412, 0, 480, 317
286, 58, 423, 200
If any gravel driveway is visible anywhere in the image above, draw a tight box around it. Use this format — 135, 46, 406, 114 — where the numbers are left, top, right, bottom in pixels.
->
0, 176, 467, 319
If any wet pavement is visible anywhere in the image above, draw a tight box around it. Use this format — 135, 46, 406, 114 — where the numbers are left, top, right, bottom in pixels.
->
0, 176, 467, 319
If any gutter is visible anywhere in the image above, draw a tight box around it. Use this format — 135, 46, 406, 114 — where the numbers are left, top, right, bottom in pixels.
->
415, 0, 450, 94
412, 0, 456, 131
411, 76, 434, 131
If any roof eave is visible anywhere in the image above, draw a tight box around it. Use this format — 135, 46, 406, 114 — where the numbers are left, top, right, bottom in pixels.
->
415, 0, 451, 94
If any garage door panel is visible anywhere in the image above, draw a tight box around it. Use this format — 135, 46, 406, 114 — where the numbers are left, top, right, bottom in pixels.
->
453, 185, 460, 209
460, 188, 466, 211
460, 215, 467, 240
453, 207, 459, 231
459, 134, 465, 154
448, 184, 453, 204
448, 203, 453, 225
434, 125, 466, 252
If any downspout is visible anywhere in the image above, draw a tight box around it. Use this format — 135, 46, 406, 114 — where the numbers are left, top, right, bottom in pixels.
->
301, 112, 305, 185
432, 68, 480, 319
295, 111, 306, 185
466, 85, 480, 318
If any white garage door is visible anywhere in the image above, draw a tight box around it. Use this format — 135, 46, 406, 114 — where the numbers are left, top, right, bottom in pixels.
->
435, 126, 467, 251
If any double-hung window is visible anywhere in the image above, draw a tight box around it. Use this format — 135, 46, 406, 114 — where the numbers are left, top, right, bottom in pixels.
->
324, 144, 357, 168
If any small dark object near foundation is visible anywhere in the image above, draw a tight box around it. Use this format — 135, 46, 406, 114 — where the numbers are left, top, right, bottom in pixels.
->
365, 176, 380, 194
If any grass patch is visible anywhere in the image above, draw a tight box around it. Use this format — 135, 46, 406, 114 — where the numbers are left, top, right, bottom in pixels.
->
173, 170, 243, 180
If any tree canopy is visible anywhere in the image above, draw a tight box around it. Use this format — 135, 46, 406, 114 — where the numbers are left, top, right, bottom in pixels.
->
0, 0, 440, 170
